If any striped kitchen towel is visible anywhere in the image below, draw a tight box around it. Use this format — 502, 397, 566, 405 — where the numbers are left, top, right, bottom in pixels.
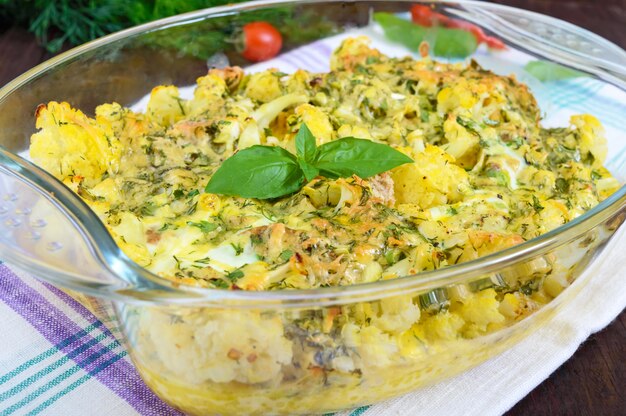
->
1, 24, 626, 416
0, 265, 181, 415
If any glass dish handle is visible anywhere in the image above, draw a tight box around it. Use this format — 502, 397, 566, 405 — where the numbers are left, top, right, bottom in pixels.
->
451, 4, 626, 83
0, 148, 177, 302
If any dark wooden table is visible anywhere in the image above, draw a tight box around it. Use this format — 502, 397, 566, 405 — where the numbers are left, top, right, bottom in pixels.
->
0, 1, 624, 415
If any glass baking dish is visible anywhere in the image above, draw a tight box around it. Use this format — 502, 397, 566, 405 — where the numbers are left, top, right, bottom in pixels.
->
1, 1, 625, 414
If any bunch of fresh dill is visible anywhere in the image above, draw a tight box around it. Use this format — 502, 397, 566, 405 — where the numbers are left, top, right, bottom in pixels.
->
0, 0, 247, 53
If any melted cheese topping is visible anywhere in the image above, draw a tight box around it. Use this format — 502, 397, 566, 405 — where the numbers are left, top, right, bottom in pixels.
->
28, 36, 622, 415
30, 37, 619, 291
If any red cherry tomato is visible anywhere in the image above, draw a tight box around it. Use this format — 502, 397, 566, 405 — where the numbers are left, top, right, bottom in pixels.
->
410, 4, 506, 50
445, 19, 487, 39
484, 35, 506, 50
410, 4, 450, 27
241, 22, 282, 62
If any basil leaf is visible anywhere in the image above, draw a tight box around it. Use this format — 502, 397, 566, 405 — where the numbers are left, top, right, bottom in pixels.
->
206, 124, 412, 199
314, 137, 413, 179
295, 123, 317, 162
374, 12, 477, 58
374, 12, 426, 51
300, 160, 320, 182
432, 27, 477, 58
205, 145, 304, 199
295, 123, 320, 181
524, 60, 588, 82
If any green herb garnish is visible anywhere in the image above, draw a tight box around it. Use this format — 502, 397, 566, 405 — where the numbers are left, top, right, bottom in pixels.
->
373, 13, 477, 58
226, 269, 244, 281
187, 220, 218, 233
230, 243, 244, 256
205, 123, 413, 199
279, 249, 294, 262
524, 61, 589, 82
531, 195, 544, 213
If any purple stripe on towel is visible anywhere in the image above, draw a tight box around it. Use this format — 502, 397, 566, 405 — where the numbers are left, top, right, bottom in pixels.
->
311, 40, 334, 56
0, 265, 182, 416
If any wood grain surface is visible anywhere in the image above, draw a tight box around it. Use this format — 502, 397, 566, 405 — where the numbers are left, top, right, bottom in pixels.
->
0, 1, 624, 415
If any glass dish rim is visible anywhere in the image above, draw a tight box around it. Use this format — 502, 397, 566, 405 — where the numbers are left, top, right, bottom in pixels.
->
0, 0, 625, 307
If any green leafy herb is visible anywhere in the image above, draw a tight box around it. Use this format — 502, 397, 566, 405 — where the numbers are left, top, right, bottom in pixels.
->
194, 257, 212, 264
0, 1, 334, 56
211, 279, 230, 289
230, 243, 244, 256
139, 201, 157, 216
205, 123, 413, 199
187, 220, 218, 233
531, 195, 544, 213
432, 24, 479, 58
279, 249, 294, 262
384, 248, 402, 265
226, 269, 244, 281
555, 177, 570, 194
185, 201, 198, 216
373, 12, 477, 58
158, 222, 173, 231
524, 61, 589, 82
456, 116, 481, 137
313, 138, 413, 179
295, 124, 320, 181
206, 145, 304, 199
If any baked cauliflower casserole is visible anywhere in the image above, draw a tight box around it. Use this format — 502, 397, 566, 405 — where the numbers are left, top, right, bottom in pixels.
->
29, 37, 620, 414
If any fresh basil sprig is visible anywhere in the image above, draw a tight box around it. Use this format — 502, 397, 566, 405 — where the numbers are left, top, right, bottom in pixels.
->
374, 12, 477, 58
205, 123, 413, 199
294, 124, 320, 181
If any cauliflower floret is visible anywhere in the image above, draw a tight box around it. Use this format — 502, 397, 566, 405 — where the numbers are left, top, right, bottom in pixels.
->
330, 36, 383, 71
285, 69, 312, 95
96, 102, 152, 141
457, 289, 505, 337
141, 310, 292, 385
436, 79, 478, 113
89, 177, 120, 203
109, 229, 152, 267
252, 93, 308, 129
111, 211, 146, 247
537, 199, 569, 233
294, 104, 334, 143
373, 295, 421, 333
208, 66, 243, 92
458, 230, 524, 263
422, 312, 465, 341
336, 124, 372, 140
571, 114, 607, 167
341, 323, 399, 369
594, 169, 621, 201
441, 115, 481, 168
392, 144, 470, 209
187, 73, 228, 117
30, 101, 121, 185
146, 85, 186, 127
245, 70, 283, 103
